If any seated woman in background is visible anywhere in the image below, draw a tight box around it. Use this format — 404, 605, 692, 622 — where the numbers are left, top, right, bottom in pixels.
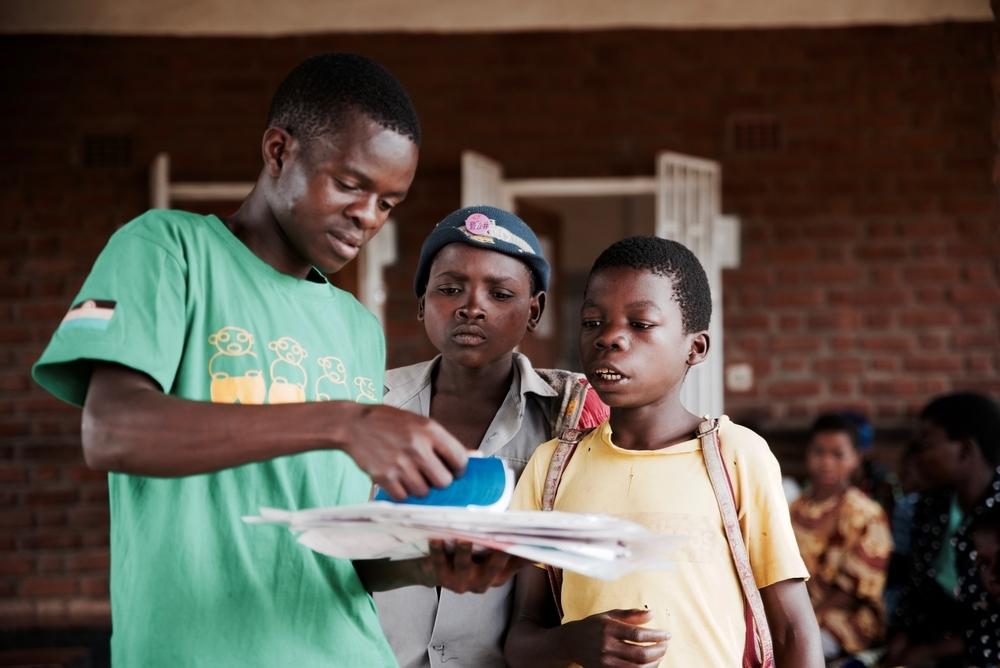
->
790, 413, 893, 662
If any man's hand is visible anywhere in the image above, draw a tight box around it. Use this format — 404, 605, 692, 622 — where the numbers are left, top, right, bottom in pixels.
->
427, 540, 526, 594
560, 609, 670, 668
355, 540, 525, 593
339, 404, 468, 500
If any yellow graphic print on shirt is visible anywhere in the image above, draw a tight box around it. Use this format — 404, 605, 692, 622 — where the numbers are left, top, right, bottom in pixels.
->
267, 336, 308, 404
316, 356, 349, 400
353, 376, 377, 403
208, 326, 265, 404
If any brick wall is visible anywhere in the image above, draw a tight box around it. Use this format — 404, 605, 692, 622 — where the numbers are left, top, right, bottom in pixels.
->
1, 24, 997, 626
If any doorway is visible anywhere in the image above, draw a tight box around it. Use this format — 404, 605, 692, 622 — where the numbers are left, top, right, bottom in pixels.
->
462, 151, 737, 417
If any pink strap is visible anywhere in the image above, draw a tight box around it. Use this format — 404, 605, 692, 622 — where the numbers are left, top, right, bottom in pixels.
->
698, 418, 775, 668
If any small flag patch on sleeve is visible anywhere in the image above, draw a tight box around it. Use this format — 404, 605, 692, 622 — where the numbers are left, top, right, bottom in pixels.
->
61, 300, 117, 330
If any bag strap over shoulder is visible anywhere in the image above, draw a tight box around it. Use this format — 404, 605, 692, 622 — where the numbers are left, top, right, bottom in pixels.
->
697, 417, 775, 668
540, 425, 593, 621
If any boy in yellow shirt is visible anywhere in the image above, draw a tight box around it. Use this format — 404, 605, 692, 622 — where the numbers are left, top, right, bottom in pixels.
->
504, 236, 823, 667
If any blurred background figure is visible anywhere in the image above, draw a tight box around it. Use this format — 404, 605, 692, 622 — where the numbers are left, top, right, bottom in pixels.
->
843, 411, 898, 519
790, 413, 892, 664
969, 507, 1000, 605
881, 443, 923, 623
885, 392, 1000, 668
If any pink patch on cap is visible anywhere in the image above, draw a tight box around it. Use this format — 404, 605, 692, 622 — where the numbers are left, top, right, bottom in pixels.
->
464, 213, 494, 235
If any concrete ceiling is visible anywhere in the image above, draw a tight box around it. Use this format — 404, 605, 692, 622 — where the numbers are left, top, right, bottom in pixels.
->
1, 0, 991, 36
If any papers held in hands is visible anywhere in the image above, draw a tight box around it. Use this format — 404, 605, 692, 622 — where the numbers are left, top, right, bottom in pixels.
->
244, 456, 678, 580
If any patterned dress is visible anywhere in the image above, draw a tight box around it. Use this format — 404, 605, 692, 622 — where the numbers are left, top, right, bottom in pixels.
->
955, 466, 1000, 667
790, 486, 893, 654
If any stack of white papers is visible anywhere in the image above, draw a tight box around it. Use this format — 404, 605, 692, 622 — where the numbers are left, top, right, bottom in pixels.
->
243, 503, 679, 580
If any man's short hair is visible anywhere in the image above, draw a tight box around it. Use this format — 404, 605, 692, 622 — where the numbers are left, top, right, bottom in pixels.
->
920, 392, 1000, 465
588, 236, 711, 333
267, 53, 420, 145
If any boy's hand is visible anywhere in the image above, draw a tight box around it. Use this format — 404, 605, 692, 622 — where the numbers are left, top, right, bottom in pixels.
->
426, 540, 527, 593
341, 404, 468, 500
561, 608, 670, 667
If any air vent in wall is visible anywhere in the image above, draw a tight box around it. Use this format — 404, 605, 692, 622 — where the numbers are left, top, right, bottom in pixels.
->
82, 134, 133, 168
726, 114, 782, 154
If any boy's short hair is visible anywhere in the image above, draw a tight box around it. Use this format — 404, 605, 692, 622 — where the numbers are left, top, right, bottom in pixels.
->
267, 53, 420, 146
808, 413, 861, 450
588, 236, 711, 333
920, 392, 1000, 465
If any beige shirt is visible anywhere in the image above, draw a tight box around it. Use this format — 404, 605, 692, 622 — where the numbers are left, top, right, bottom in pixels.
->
511, 417, 809, 668
374, 353, 561, 668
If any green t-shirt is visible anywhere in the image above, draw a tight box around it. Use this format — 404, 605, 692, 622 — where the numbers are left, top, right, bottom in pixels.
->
33, 210, 397, 667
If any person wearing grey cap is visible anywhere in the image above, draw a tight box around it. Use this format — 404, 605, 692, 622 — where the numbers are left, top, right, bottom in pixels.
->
362, 205, 608, 668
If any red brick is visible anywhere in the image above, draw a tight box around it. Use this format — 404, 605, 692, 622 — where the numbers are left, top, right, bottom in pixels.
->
862, 378, 922, 396
853, 288, 909, 307
859, 335, 915, 352
36, 555, 64, 574
863, 311, 893, 329
66, 551, 109, 573
829, 335, 854, 352
830, 379, 853, 395
81, 487, 109, 504
808, 310, 862, 331
80, 533, 110, 548
777, 314, 804, 331
0, 465, 27, 483
0, 556, 34, 576
919, 334, 949, 351
953, 331, 1000, 348
804, 265, 863, 283
963, 265, 996, 284
0, 372, 31, 392
903, 356, 963, 373
19, 532, 79, 550
68, 466, 107, 482
870, 358, 899, 372
951, 286, 1000, 303
856, 243, 906, 260
902, 265, 961, 283
905, 220, 955, 237
769, 380, 822, 398
814, 358, 865, 374
67, 507, 108, 527
780, 358, 807, 372
30, 466, 63, 482
34, 509, 67, 527
766, 289, 824, 308
23, 489, 78, 506
0, 511, 33, 528
960, 309, 996, 327
725, 313, 770, 330
772, 335, 822, 353
21, 577, 77, 598
897, 308, 958, 328
79, 576, 109, 598
968, 355, 995, 373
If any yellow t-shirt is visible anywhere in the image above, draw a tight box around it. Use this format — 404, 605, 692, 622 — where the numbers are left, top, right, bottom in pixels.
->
510, 416, 809, 668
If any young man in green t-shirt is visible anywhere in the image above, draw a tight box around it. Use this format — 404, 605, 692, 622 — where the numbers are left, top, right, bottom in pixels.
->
32, 54, 519, 667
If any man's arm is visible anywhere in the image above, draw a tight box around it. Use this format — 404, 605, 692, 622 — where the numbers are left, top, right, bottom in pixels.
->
759, 578, 823, 668
82, 362, 467, 499
504, 565, 669, 668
